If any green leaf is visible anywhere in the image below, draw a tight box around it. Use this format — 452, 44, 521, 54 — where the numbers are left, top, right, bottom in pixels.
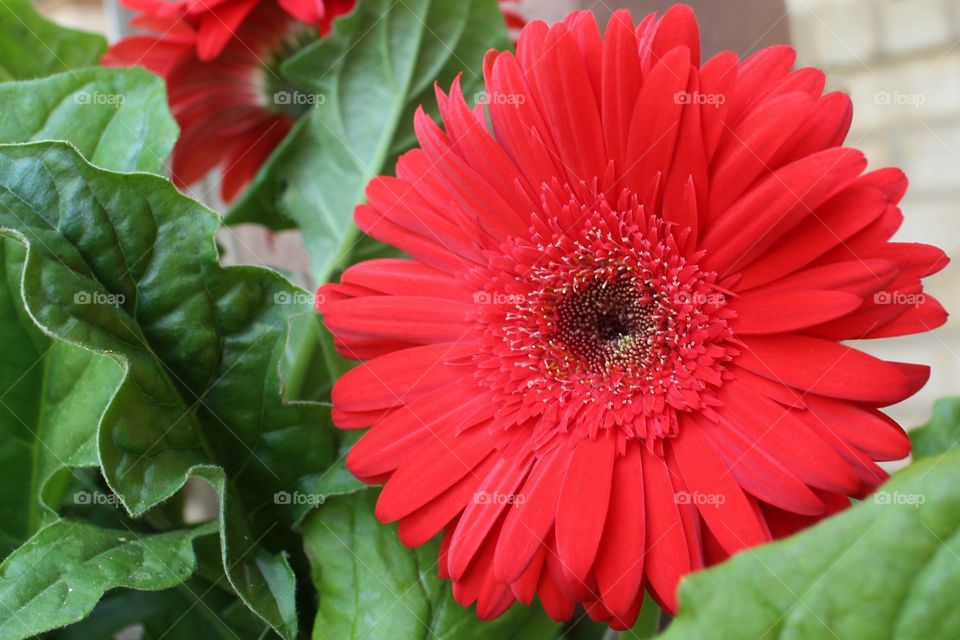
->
290, 431, 366, 527
0, 519, 216, 639
0, 141, 338, 639
226, 0, 509, 283
912, 397, 960, 460
302, 489, 559, 640
0, 0, 106, 80
0, 67, 178, 173
0, 62, 175, 555
0, 239, 123, 555
658, 451, 960, 640
55, 580, 272, 639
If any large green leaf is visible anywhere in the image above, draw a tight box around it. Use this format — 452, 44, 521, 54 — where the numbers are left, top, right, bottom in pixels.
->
0, 0, 105, 81
0, 141, 337, 639
0, 67, 178, 173
658, 451, 960, 640
302, 490, 559, 640
912, 397, 960, 460
226, 0, 509, 283
0, 519, 216, 639
0, 239, 123, 556
56, 579, 271, 639
0, 61, 176, 555
289, 433, 366, 528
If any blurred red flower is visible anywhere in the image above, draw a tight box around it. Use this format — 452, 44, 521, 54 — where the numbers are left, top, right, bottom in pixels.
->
103, 0, 525, 201
103, 2, 335, 200
118, 0, 353, 60
318, 5, 948, 629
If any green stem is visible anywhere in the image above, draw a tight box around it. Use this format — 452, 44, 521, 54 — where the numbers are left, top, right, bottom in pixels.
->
283, 314, 320, 402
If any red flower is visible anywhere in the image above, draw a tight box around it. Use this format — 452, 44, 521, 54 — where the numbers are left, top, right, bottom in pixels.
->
103, 3, 319, 201
104, 0, 527, 202
323, 5, 946, 628
118, 0, 353, 61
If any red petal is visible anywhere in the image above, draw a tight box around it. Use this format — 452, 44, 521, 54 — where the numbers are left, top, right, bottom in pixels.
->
669, 421, 770, 553
101, 36, 192, 76
701, 148, 867, 275
398, 453, 497, 547
698, 412, 823, 515
651, 4, 700, 66
737, 334, 926, 404
720, 385, 861, 493
340, 259, 471, 300
196, 0, 259, 61
802, 395, 911, 461
708, 93, 816, 218
556, 432, 616, 586
623, 47, 690, 197
375, 423, 495, 522
332, 342, 475, 412
726, 45, 796, 122
771, 91, 852, 166
641, 445, 691, 613
527, 23, 606, 183
730, 289, 862, 334
601, 10, 643, 173
448, 456, 531, 580
323, 296, 471, 344
494, 445, 574, 583
485, 52, 564, 190
594, 441, 645, 619
698, 51, 738, 162
736, 185, 888, 288
345, 387, 493, 481
537, 552, 576, 621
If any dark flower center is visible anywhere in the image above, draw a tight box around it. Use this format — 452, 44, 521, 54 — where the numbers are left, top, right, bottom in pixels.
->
470, 186, 735, 439
259, 23, 320, 119
555, 279, 659, 373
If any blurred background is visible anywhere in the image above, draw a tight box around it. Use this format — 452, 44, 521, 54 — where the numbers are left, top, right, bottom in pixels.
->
36, 0, 959, 434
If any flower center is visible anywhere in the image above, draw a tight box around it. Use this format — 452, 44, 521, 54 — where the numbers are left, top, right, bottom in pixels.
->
555, 279, 657, 373
254, 19, 321, 118
469, 184, 736, 442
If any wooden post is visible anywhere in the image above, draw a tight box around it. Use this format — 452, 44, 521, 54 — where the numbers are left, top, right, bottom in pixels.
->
579, 0, 791, 56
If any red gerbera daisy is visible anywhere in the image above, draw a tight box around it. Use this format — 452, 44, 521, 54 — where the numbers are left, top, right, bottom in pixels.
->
103, 2, 316, 200
118, 0, 353, 61
104, 0, 526, 202
318, 5, 947, 628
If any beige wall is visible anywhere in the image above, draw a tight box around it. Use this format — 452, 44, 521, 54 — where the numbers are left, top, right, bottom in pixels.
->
786, 0, 960, 431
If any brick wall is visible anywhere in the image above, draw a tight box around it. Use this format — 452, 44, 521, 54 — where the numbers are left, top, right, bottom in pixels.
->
787, 0, 960, 430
